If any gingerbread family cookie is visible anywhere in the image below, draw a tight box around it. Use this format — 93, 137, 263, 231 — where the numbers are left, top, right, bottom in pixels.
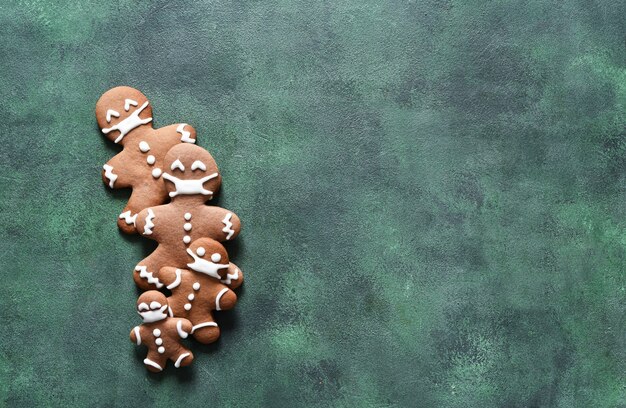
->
133, 143, 241, 290
130, 291, 194, 372
159, 238, 243, 344
96, 86, 198, 234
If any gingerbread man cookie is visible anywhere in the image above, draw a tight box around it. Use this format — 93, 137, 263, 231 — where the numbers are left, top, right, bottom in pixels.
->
133, 143, 241, 290
130, 291, 194, 372
159, 238, 243, 344
96, 86, 198, 234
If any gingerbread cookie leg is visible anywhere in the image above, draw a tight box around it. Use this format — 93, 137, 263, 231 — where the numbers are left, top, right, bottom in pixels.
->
134, 246, 171, 290
144, 350, 167, 373
192, 319, 221, 344
170, 350, 194, 368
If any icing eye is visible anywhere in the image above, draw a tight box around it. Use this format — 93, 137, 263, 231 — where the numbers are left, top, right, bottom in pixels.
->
171, 159, 185, 172
196, 247, 206, 257
106, 109, 120, 123
211, 253, 221, 262
138, 303, 149, 312
124, 99, 138, 111
191, 160, 206, 171
149, 301, 162, 310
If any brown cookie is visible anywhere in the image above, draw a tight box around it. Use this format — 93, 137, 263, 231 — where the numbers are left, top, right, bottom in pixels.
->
96, 86, 198, 234
133, 143, 241, 290
159, 238, 243, 344
130, 291, 194, 372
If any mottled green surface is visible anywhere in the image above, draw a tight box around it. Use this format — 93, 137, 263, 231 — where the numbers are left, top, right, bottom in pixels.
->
0, 0, 625, 407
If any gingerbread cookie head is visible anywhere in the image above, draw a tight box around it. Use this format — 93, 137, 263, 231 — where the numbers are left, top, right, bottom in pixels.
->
162, 144, 221, 203
137, 291, 169, 323
96, 86, 153, 144
186, 237, 231, 280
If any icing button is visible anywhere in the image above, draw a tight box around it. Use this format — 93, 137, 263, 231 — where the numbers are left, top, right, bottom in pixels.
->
193, 282, 200, 291
158, 346, 165, 354
147, 155, 156, 165
155, 338, 163, 346
184, 213, 192, 221
184, 303, 192, 311
188, 294, 194, 301
153, 329, 161, 337
152, 168, 162, 178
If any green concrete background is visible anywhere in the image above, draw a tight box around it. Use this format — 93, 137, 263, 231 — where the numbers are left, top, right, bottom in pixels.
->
0, 0, 624, 407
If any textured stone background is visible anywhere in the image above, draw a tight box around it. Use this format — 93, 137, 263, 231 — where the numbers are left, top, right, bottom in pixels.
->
0, 1, 625, 407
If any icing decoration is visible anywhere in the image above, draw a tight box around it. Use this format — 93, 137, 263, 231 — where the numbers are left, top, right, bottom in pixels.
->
155, 338, 163, 346
133, 327, 141, 345
143, 209, 155, 235
124, 98, 138, 111
166, 269, 182, 289
158, 346, 165, 354
193, 282, 200, 290
171, 159, 185, 172
138, 303, 149, 311
176, 320, 188, 338
135, 265, 163, 288
220, 267, 239, 286
177, 124, 196, 143
183, 235, 191, 244
191, 160, 206, 171
119, 211, 137, 226
153, 329, 161, 337
106, 109, 120, 123
188, 294, 194, 301
162, 172, 218, 197
215, 288, 229, 311
102, 164, 118, 188
144, 358, 162, 371
191, 322, 218, 333
152, 168, 162, 178
102, 101, 152, 144
186, 248, 229, 279
222, 213, 235, 240
196, 247, 205, 257
175, 353, 191, 368
184, 303, 192, 311
211, 253, 221, 262
184, 223, 192, 231
184, 213, 192, 221
147, 155, 156, 165
139, 141, 150, 152
138, 304, 168, 323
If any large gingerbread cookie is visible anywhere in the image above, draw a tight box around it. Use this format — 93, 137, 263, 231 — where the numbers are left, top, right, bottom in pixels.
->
96, 86, 197, 234
159, 238, 243, 344
130, 291, 194, 372
133, 143, 241, 290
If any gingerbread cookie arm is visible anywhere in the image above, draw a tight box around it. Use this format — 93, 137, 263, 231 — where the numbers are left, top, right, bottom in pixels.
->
130, 325, 143, 345
135, 206, 168, 242
101, 155, 132, 190
159, 267, 183, 290
199, 207, 242, 242
173, 123, 197, 144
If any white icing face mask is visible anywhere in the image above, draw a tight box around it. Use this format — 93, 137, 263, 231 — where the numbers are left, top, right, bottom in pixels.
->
102, 101, 152, 143
162, 172, 218, 198
186, 248, 228, 279
138, 304, 168, 323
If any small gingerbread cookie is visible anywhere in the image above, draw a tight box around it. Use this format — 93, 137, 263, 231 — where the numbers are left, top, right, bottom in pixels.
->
159, 238, 243, 344
133, 143, 241, 290
130, 291, 194, 372
96, 86, 198, 234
